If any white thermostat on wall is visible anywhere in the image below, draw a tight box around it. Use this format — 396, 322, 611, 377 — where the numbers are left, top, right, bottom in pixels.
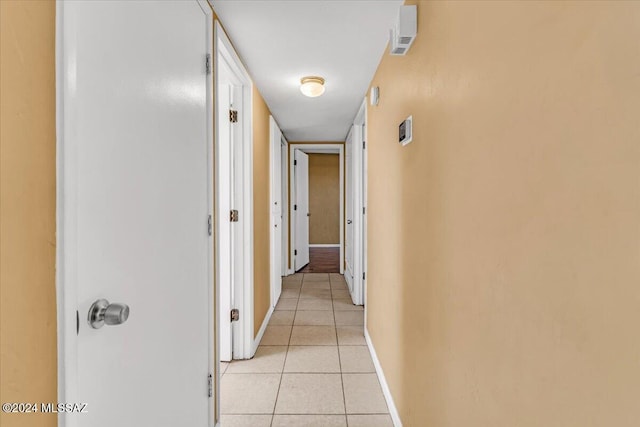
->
399, 115, 413, 146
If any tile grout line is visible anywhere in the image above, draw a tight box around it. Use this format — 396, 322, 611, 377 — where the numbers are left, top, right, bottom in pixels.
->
330, 277, 349, 426
269, 276, 299, 427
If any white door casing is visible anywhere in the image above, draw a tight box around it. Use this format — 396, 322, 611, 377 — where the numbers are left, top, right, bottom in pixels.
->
294, 150, 310, 270
57, 2, 214, 426
214, 21, 254, 362
288, 144, 345, 276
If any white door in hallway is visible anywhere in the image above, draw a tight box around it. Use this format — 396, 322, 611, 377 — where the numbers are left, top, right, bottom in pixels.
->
345, 129, 355, 291
217, 62, 242, 363
214, 21, 254, 364
270, 117, 283, 306
58, 2, 213, 426
294, 150, 310, 270
281, 141, 289, 274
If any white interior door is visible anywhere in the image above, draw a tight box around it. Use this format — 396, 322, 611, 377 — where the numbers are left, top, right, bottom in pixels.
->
270, 118, 283, 306
281, 141, 289, 275
217, 73, 233, 362
214, 22, 253, 362
345, 129, 355, 290
294, 150, 310, 270
59, 1, 213, 426
217, 58, 246, 362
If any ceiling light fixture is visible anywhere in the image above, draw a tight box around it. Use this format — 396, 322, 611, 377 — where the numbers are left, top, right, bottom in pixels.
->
300, 76, 325, 98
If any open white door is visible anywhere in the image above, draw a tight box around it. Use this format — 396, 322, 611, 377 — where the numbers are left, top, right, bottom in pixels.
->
347, 99, 367, 306
294, 150, 310, 270
58, 1, 213, 426
216, 70, 235, 363
281, 141, 289, 275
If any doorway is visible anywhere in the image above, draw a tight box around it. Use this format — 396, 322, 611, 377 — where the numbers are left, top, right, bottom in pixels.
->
215, 21, 254, 363
289, 144, 345, 275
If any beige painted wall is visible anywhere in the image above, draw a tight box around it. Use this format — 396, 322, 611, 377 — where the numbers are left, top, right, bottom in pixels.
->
366, 1, 640, 426
0, 2, 58, 426
252, 85, 271, 336
308, 154, 340, 244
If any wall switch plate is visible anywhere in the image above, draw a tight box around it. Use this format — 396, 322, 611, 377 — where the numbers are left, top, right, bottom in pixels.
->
399, 115, 412, 146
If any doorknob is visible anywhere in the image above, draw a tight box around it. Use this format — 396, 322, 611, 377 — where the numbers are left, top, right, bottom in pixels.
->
88, 299, 130, 329
347, 220, 352, 224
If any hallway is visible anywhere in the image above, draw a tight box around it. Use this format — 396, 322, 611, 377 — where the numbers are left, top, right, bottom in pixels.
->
220, 273, 390, 427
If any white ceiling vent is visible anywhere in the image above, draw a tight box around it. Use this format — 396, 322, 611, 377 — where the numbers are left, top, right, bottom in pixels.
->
389, 5, 417, 56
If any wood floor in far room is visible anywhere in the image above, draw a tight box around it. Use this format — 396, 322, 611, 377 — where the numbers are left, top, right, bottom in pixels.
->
298, 247, 340, 273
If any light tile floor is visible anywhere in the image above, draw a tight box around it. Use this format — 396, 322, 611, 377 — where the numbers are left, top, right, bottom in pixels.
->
220, 273, 393, 427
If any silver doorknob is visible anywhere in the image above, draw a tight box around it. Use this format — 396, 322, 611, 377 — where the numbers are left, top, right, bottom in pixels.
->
88, 299, 130, 329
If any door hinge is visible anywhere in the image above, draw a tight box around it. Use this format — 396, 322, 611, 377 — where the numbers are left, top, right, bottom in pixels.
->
294, 249, 298, 256
230, 209, 239, 222
230, 308, 240, 322
363, 140, 366, 149
229, 109, 238, 123
76, 310, 79, 335
205, 54, 211, 75
363, 272, 366, 281
363, 207, 366, 215
207, 215, 212, 236
207, 373, 213, 397
294, 160, 297, 166
294, 204, 297, 211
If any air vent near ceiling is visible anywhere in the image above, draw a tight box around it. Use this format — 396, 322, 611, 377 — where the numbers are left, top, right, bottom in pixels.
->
389, 5, 417, 56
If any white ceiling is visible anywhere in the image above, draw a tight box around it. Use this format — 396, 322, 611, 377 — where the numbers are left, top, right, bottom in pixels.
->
210, 0, 403, 142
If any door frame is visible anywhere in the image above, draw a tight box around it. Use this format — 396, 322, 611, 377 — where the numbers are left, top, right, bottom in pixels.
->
55, 1, 216, 425
214, 20, 254, 361
269, 116, 288, 308
288, 144, 344, 274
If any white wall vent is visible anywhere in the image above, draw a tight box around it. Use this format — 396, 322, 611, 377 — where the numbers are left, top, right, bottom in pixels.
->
389, 5, 417, 56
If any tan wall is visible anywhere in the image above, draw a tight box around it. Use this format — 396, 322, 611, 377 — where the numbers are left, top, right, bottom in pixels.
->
367, 1, 640, 426
0, 2, 58, 427
308, 154, 340, 244
252, 86, 271, 336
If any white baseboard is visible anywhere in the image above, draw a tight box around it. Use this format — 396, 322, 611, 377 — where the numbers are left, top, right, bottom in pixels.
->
309, 244, 340, 248
365, 328, 403, 427
252, 305, 274, 354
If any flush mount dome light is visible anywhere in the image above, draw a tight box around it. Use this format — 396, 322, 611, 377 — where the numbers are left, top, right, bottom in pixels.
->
300, 76, 325, 97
